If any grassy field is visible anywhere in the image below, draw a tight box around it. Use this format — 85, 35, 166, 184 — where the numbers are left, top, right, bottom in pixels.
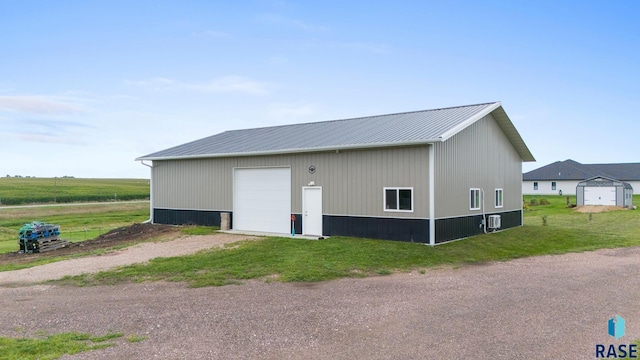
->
0, 177, 149, 205
0, 332, 146, 360
0, 202, 150, 254
56, 195, 640, 287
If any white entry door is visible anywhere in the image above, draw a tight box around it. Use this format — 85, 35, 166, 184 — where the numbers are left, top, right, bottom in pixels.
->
302, 187, 323, 236
584, 187, 616, 205
234, 167, 291, 233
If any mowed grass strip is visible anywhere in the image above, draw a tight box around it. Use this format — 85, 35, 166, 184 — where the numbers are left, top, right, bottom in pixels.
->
59, 196, 640, 287
0, 177, 149, 205
0, 332, 123, 360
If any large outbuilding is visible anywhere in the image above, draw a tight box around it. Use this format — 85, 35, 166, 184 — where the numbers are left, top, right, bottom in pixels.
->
137, 102, 535, 245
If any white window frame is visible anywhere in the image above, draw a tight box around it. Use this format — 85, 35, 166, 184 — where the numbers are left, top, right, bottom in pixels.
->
383, 187, 414, 212
551, 181, 556, 190
495, 188, 503, 208
533, 182, 538, 190
470, 188, 481, 210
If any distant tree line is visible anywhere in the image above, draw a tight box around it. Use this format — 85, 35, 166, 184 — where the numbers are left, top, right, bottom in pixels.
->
5, 175, 75, 178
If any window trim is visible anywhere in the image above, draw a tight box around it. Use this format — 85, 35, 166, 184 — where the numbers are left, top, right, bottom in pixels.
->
383, 187, 414, 213
470, 188, 481, 210
495, 188, 504, 208
551, 181, 556, 190
533, 182, 538, 190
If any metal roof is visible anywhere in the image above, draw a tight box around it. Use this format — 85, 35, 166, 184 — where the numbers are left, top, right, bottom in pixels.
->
577, 176, 633, 189
523, 159, 640, 181
137, 102, 535, 161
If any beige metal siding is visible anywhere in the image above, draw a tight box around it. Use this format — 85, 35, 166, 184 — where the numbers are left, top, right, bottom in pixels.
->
434, 114, 523, 218
152, 146, 431, 218
288, 147, 430, 218
152, 158, 235, 210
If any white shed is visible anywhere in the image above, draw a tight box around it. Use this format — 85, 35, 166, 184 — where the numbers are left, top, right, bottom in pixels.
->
576, 176, 633, 207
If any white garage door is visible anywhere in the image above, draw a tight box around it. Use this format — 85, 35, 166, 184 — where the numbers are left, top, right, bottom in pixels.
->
584, 187, 616, 205
234, 167, 291, 233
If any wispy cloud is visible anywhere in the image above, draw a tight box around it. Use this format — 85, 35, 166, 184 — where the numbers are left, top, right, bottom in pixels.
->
1, 116, 93, 145
0, 95, 81, 115
22, 118, 95, 130
15, 132, 87, 145
125, 76, 270, 95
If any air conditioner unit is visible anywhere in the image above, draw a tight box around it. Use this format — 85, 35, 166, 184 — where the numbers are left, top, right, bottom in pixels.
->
487, 215, 501, 229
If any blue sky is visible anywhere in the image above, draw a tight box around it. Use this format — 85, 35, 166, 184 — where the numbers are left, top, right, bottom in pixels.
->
1, 1, 638, 178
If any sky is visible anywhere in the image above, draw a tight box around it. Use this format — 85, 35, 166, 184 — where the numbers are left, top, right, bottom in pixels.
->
1, 1, 638, 178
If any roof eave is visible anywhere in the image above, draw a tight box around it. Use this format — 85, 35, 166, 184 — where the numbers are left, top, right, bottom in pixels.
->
490, 105, 536, 162
437, 101, 535, 162
439, 102, 502, 141
135, 138, 441, 161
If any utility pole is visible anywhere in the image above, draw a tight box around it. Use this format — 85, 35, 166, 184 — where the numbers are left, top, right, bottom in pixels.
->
54, 176, 57, 203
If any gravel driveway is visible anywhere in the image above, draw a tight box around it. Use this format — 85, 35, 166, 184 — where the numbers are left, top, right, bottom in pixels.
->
1, 243, 639, 359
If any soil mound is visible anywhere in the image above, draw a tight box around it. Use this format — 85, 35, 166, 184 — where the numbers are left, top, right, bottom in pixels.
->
0, 223, 178, 267
574, 205, 627, 213
91, 223, 175, 244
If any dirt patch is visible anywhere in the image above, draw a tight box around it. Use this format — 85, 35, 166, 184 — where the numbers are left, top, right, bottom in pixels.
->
0, 223, 179, 267
89, 223, 177, 244
574, 205, 628, 213
0, 231, 258, 285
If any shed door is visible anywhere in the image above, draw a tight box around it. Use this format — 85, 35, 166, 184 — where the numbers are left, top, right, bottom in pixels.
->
234, 168, 291, 233
584, 187, 616, 205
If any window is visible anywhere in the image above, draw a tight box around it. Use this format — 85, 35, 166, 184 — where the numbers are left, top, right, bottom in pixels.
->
384, 188, 413, 212
495, 188, 503, 208
533, 182, 538, 190
470, 188, 481, 210
551, 182, 556, 190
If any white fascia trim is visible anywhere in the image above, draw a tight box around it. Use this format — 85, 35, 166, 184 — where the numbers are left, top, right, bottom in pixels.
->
233, 165, 292, 170
429, 144, 435, 246
438, 102, 501, 142
139, 160, 154, 223
135, 139, 440, 161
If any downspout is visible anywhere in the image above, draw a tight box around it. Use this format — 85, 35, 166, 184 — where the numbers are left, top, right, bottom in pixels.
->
140, 160, 153, 224
429, 144, 435, 245
481, 189, 487, 234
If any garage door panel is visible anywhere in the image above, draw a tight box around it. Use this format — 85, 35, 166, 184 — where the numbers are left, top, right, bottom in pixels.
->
584, 187, 616, 205
234, 168, 291, 233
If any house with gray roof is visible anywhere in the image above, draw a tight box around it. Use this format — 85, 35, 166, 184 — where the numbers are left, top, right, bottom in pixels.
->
137, 102, 534, 244
522, 159, 640, 196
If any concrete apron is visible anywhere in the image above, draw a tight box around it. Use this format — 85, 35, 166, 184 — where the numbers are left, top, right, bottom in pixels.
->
219, 230, 326, 240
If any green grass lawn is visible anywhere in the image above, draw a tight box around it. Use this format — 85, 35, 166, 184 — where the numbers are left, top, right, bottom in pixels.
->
0, 177, 149, 205
0, 332, 146, 360
0, 202, 150, 254
55, 195, 640, 287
